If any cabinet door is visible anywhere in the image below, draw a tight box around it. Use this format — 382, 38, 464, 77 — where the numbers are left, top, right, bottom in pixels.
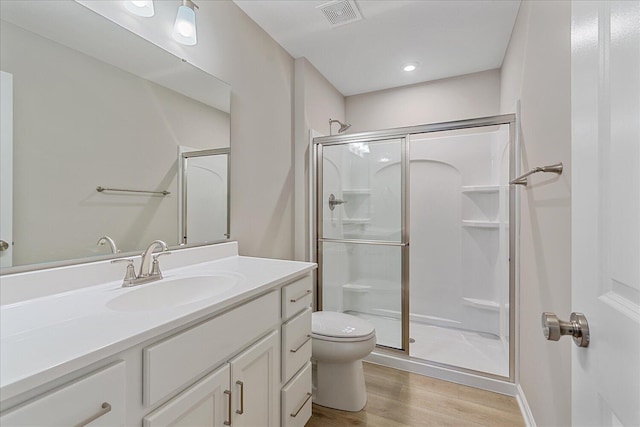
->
229, 331, 279, 427
143, 365, 230, 427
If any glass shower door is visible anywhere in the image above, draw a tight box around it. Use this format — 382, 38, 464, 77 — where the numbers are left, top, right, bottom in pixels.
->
317, 137, 407, 351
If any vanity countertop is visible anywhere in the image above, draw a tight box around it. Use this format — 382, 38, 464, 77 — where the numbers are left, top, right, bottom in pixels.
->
0, 253, 316, 402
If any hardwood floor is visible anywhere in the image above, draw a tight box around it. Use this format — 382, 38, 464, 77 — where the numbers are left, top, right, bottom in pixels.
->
306, 362, 524, 427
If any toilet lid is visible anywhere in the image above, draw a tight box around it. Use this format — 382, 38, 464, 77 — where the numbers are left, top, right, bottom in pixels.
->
312, 311, 375, 339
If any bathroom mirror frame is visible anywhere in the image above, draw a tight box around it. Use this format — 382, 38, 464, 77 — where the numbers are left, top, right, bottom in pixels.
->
0, 1, 232, 274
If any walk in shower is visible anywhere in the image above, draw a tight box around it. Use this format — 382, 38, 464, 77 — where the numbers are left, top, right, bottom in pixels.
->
315, 115, 516, 382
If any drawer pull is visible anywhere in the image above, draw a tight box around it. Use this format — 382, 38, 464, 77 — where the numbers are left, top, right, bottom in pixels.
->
74, 402, 111, 427
290, 335, 312, 353
290, 393, 312, 418
289, 289, 311, 303
224, 390, 232, 426
236, 381, 244, 415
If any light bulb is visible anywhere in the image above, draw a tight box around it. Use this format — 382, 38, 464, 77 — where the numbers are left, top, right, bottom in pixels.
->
124, 0, 154, 17
403, 64, 417, 72
173, 2, 198, 45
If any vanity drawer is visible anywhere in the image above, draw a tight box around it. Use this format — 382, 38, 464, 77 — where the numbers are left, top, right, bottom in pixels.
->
281, 275, 312, 319
282, 307, 312, 382
0, 361, 126, 427
144, 291, 279, 407
281, 362, 312, 427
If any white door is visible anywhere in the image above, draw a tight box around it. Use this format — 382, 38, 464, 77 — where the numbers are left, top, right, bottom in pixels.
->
229, 331, 279, 427
0, 71, 13, 268
572, 1, 640, 426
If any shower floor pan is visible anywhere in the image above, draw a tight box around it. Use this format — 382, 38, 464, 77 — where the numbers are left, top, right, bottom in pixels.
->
349, 311, 509, 377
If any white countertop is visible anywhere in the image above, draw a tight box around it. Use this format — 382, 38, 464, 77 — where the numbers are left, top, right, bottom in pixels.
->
0, 253, 315, 402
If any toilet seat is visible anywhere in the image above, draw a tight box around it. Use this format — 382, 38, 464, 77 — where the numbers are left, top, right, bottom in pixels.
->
312, 311, 375, 342
311, 330, 376, 343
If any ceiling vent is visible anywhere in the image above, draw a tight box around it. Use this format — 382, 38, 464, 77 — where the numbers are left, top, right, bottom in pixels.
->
317, 0, 362, 28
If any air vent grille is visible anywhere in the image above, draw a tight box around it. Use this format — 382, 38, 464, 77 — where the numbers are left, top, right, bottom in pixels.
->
317, 0, 362, 28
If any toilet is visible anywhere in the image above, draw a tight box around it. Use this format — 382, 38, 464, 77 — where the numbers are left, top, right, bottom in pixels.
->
311, 311, 376, 412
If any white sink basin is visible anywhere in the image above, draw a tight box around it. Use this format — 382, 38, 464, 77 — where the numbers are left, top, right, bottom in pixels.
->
106, 274, 242, 312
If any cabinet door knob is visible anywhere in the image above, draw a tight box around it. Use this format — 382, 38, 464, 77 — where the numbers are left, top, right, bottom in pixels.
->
541, 312, 590, 347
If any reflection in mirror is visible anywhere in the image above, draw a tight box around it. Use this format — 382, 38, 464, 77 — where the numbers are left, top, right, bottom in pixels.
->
179, 148, 230, 245
0, 1, 231, 272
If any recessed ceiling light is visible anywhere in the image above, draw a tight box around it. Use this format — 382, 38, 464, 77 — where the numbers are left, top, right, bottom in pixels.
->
403, 63, 417, 72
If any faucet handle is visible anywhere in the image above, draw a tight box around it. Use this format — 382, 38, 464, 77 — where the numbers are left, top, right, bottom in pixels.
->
153, 251, 172, 260
150, 251, 172, 278
111, 258, 138, 286
111, 258, 134, 265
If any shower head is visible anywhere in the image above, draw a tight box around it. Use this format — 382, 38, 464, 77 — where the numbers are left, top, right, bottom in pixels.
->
329, 119, 352, 135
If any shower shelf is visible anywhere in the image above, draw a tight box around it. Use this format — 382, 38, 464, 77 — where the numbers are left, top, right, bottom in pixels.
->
461, 185, 500, 193
342, 283, 372, 293
461, 220, 500, 228
462, 297, 500, 311
342, 218, 371, 224
342, 189, 371, 195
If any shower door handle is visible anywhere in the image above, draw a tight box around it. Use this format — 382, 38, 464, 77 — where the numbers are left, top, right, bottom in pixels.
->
541, 312, 590, 347
328, 193, 347, 211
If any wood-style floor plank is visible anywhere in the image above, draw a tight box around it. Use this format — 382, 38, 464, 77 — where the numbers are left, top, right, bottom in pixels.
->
306, 362, 524, 427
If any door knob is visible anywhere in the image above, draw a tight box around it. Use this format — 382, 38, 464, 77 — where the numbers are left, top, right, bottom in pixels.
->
541, 312, 590, 347
0, 240, 9, 251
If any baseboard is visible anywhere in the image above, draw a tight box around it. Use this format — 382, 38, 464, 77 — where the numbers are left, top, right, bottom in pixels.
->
516, 383, 537, 427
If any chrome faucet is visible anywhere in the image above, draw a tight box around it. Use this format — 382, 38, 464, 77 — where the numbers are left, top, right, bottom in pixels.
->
111, 240, 171, 287
97, 235, 119, 254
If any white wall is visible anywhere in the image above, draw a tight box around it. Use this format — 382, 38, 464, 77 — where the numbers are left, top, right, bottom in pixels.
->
500, 1, 572, 425
293, 58, 345, 261
345, 69, 501, 133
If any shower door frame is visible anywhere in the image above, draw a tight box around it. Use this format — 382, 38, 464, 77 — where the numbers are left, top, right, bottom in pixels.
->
313, 113, 517, 382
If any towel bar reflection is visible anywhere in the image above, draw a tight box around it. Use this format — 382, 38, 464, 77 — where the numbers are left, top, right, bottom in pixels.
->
510, 163, 563, 186
96, 186, 170, 196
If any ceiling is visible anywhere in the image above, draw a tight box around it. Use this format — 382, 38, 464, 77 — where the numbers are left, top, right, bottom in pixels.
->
233, 0, 521, 96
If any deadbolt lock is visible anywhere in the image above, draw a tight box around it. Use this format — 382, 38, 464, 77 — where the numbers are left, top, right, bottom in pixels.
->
541, 312, 590, 347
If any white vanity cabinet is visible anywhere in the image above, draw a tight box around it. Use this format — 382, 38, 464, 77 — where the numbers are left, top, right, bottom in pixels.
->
0, 246, 316, 427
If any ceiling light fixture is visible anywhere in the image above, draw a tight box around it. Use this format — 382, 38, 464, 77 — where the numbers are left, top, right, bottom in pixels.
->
124, 0, 155, 18
403, 63, 417, 72
173, 0, 199, 46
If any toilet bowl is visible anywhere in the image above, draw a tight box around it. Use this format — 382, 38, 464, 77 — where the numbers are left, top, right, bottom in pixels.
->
311, 311, 376, 412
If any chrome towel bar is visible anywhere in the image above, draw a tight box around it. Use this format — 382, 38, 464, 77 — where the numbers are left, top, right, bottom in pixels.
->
510, 162, 563, 186
96, 186, 170, 196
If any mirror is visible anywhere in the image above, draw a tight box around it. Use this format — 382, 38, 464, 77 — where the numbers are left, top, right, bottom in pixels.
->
0, 1, 231, 272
